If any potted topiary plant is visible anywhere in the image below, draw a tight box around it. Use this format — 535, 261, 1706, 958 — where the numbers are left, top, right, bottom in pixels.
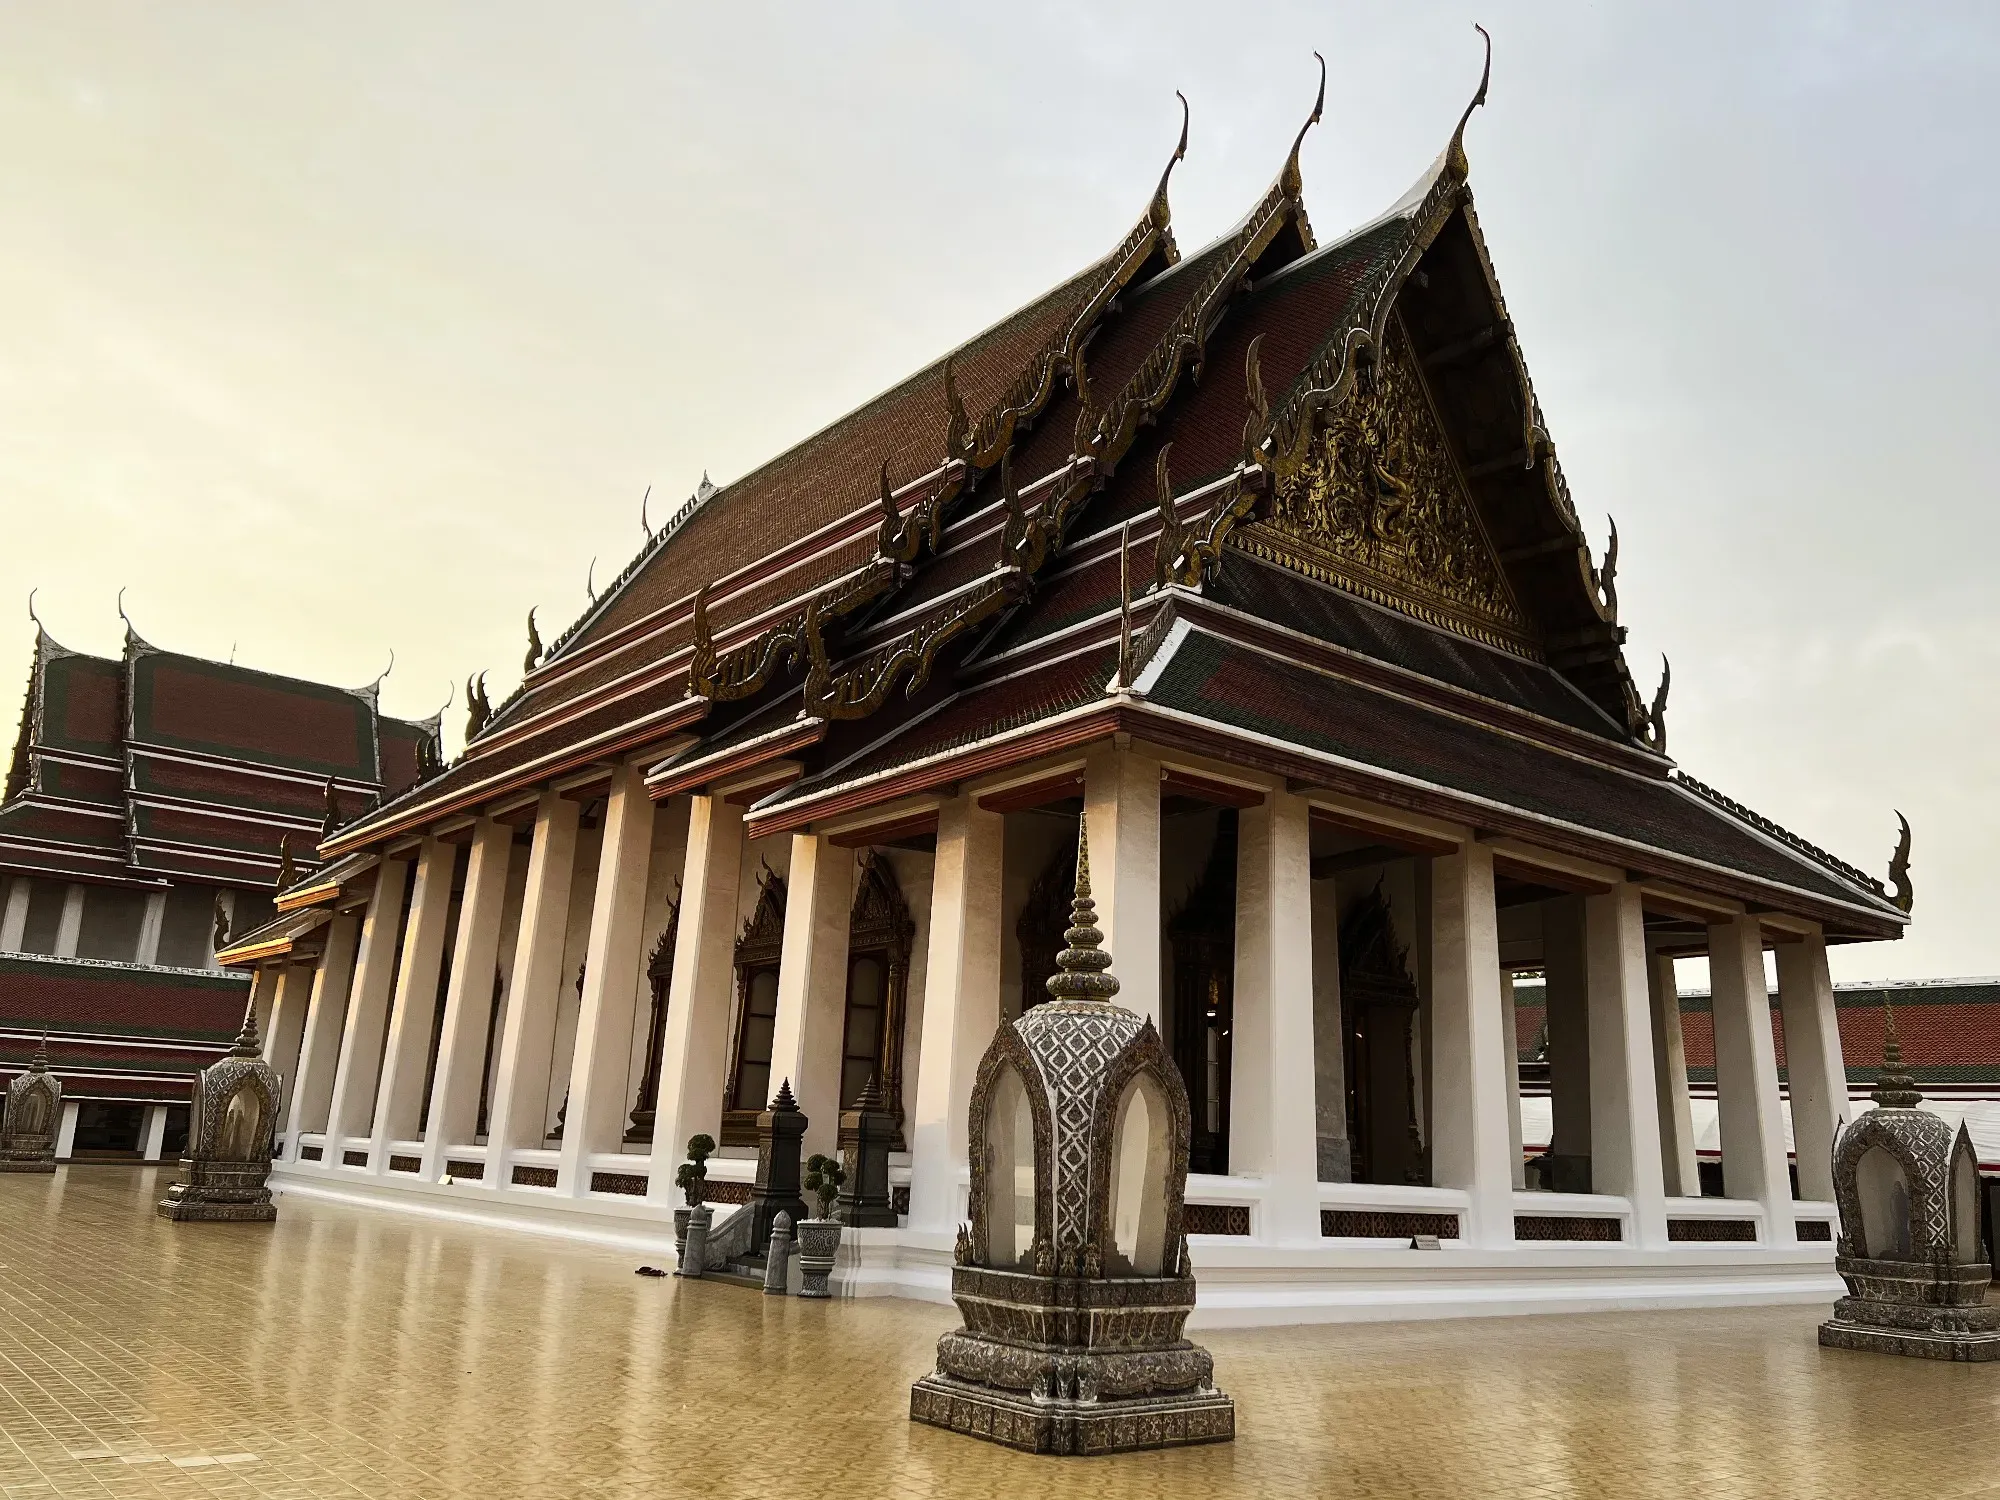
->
795, 1152, 847, 1298
674, 1133, 716, 1278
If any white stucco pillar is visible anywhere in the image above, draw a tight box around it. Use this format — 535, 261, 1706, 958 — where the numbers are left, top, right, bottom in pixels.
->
768, 832, 854, 1157
135, 891, 167, 965
1584, 883, 1668, 1248
907, 795, 1004, 1235
323, 856, 411, 1150
557, 765, 657, 1195
1776, 927, 1848, 1203
483, 793, 581, 1183
54, 1099, 79, 1160
372, 839, 458, 1157
141, 1103, 169, 1163
53, 883, 84, 958
1501, 971, 1525, 1189
1428, 845, 1514, 1247
264, 961, 315, 1135
286, 909, 360, 1142
1709, 915, 1795, 1243
646, 794, 744, 1199
421, 819, 515, 1175
1310, 874, 1350, 1183
1648, 950, 1700, 1197
0, 877, 28, 952
1082, 741, 1161, 1025
1230, 792, 1321, 1243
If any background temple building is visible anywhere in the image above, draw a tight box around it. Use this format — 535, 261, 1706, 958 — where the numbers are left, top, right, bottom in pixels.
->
214, 70, 1946, 1320
0, 614, 439, 1162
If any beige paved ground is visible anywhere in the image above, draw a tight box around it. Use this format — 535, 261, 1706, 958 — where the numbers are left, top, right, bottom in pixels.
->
1, 1167, 1996, 1498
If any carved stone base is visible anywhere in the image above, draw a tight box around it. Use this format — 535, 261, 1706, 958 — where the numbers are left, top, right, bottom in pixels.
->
156, 1186, 276, 1222
0, 1156, 56, 1173
1819, 1317, 2000, 1362
911, 1373, 1233, 1455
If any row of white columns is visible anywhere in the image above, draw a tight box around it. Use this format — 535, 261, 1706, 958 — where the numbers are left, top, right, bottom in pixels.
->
259, 745, 1848, 1258
0, 877, 175, 965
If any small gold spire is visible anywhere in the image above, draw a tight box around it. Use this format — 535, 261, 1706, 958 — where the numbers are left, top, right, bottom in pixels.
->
1871, 1000, 1922, 1109
1045, 824, 1120, 1004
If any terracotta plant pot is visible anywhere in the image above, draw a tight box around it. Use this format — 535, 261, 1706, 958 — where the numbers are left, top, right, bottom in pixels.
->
795, 1217, 844, 1299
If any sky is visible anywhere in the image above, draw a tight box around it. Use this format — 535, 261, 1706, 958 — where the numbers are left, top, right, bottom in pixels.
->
1, 3, 1994, 983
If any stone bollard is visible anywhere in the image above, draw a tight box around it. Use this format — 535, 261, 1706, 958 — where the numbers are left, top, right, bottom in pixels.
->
763, 1212, 794, 1295
795, 1218, 843, 1299
673, 1207, 693, 1265
677, 1205, 712, 1279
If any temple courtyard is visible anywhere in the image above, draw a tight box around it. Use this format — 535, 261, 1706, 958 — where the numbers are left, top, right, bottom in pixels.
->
0, 1171, 1987, 1498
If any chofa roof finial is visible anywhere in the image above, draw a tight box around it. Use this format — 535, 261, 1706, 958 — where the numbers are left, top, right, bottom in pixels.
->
1045, 822, 1120, 1004
1447, 24, 1493, 180
1888, 811, 1913, 914
1148, 90, 1191, 227
525, 607, 544, 674
1871, 1001, 1922, 1109
1280, 52, 1327, 197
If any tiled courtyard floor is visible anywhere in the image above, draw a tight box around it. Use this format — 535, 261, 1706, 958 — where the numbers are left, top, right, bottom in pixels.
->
2, 1168, 1997, 1498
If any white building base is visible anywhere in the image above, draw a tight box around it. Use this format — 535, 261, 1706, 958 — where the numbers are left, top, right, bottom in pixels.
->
272, 1160, 1840, 1328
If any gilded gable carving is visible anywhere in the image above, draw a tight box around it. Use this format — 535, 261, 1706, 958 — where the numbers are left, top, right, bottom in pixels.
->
1239, 319, 1535, 657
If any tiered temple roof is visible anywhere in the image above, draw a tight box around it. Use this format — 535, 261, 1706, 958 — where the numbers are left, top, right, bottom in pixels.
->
316, 50, 1905, 946
1, 615, 440, 892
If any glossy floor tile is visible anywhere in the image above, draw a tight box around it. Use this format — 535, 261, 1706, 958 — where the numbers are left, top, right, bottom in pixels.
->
1, 1167, 1995, 1498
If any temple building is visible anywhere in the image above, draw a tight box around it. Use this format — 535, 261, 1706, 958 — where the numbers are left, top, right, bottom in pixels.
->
221, 58, 1923, 1321
0, 611, 439, 1162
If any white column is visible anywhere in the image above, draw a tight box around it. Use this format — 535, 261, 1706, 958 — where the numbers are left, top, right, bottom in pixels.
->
483, 794, 581, 1183
1648, 950, 1700, 1197
1428, 845, 1514, 1247
421, 819, 514, 1175
1541, 894, 1591, 1190
1501, 971, 1525, 1189
323, 856, 412, 1150
135, 891, 167, 965
1082, 742, 1161, 1025
0, 877, 28, 951
285, 910, 360, 1142
1230, 791, 1321, 1243
1584, 883, 1668, 1249
371, 839, 458, 1156
54, 1099, 79, 1159
1776, 927, 1848, 1203
141, 1104, 169, 1163
768, 832, 854, 1157
53, 883, 84, 957
1310, 874, 1350, 1183
557, 765, 657, 1195
907, 796, 1004, 1234
264, 962, 315, 1133
646, 795, 744, 1199
1709, 915, 1795, 1243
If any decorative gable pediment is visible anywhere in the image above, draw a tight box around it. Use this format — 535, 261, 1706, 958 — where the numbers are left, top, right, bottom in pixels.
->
1238, 317, 1536, 658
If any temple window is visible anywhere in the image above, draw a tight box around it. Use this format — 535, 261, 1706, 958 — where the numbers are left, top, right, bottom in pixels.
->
721, 863, 787, 1143
841, 853, 914, 1133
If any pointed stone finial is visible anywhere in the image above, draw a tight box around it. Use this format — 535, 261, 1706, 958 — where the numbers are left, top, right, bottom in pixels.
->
230, 999, 263, 1059
29, 1032, 49, 1073
854, 1071, 888, 1113
1045, 824, 1120, 1003
772, 1077, 799, 1112
1871, 1001, 1922, 1110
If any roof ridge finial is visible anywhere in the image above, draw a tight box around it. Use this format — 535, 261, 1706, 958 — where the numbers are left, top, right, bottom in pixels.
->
1871, 1000, 1922, 1109
1148, 90, 1191, 227
1280, 52, 1326, 197
1888, 811, 1914, 913
231, 997, 262, 1059
26, 588, 39, 629
1045, 822, 1120, 1004
1447, 24, 1493, 180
